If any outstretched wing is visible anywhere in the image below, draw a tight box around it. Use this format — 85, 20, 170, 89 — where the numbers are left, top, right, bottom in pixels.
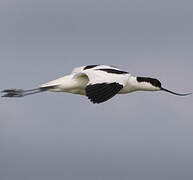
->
73, 66, 129, 103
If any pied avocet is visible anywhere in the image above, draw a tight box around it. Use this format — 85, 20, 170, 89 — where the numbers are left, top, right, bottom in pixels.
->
2, 65, 191, 104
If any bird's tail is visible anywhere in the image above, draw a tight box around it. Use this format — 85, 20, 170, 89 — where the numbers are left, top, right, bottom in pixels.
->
1, 86, 55, 98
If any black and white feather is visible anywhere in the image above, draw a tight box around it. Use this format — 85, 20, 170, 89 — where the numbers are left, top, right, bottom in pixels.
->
2, 65, 191, 104
70, 65, 129, 103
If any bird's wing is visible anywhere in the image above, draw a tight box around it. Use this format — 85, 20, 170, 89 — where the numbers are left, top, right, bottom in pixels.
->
73, 67, 129, 103
85, 82, 124, 104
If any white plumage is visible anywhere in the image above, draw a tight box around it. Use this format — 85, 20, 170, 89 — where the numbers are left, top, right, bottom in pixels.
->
40, 65, 130, 94
2, 65, 191, 104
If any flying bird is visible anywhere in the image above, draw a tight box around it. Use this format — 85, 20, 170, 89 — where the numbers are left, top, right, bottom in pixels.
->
2, 65, 191, 104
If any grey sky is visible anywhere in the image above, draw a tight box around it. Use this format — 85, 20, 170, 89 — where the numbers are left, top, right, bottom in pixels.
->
0, 0, 193, 180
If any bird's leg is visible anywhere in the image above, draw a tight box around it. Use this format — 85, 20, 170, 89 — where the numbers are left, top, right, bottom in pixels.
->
1, 88, 45, 97
1, 85, 58, 98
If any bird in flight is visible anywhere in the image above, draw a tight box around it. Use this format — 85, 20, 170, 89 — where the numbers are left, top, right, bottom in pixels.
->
2, 65, 191, 104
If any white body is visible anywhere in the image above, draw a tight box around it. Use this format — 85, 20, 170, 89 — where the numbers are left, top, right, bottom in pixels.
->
2, 64, 190, 103
40, 65, 159, 95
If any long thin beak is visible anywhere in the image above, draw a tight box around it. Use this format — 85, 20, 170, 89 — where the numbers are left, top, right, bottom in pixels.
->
161, 87, 192, 96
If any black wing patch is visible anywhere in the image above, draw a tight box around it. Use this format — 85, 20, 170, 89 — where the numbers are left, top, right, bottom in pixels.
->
85, 83, 123, 104
84, 65, 99, 70
97, 68, 128, 74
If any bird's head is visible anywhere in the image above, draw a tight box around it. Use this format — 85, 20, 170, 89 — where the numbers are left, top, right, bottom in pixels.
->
136, 77, 161, 91
136, 77, 191, 96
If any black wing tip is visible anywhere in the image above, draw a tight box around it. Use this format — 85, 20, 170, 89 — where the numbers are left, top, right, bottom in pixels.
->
97, 68, 128, 74
83, 65, 99, 70
87, 97, 100, 104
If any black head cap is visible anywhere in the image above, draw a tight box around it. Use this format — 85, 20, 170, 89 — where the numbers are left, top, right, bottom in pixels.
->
137, 77, 161, 88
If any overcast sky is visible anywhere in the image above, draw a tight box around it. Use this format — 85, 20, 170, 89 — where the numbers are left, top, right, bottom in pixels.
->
0, 0, 193, 180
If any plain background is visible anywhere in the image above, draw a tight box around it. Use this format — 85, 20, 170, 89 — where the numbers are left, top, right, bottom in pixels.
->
0, 0, 193, 180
